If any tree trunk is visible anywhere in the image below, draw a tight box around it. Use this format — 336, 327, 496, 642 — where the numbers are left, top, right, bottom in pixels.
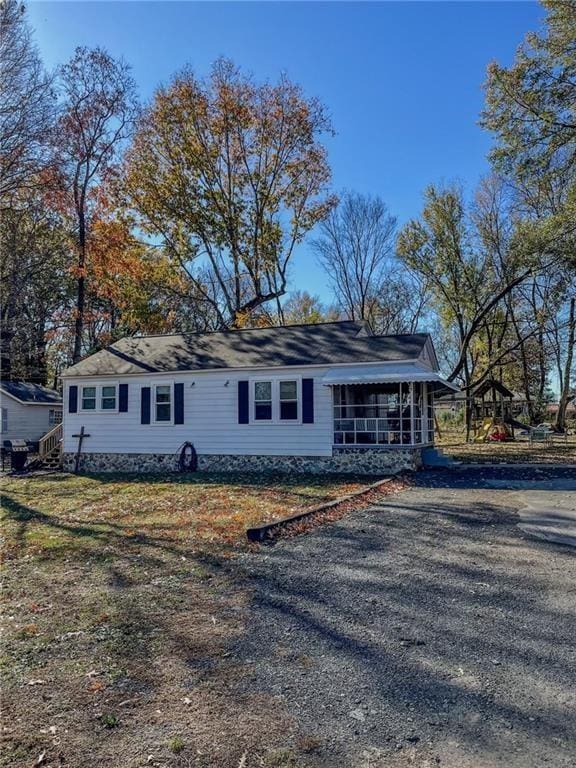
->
513, 313, 535, 423
32, 327, 48, 385
464, 356, 472, 442
72, 210, 86, 364
0, 326, 13, 380
1, 276, 16, 379
523, 370, 535, 423
555, 297, 575, 432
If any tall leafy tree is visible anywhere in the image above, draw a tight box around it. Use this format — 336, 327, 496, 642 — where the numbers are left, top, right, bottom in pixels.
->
0, 0, 55, 205
123, 58, 335, 328
0, 0, 59, 382
483, 0, 576, 428
279, 290, 338, 325
398, 186, 484, 391
56, 47, 138, 363
554, 296, 576, 429
483, 0, 576, 193
86, 189, 181, 342
396, 183, 555, 432
0, 191, 70, 383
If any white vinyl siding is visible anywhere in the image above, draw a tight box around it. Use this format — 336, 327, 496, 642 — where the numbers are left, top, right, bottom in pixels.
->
1, 408, 7, 433
0, 396, 59, 443
62, 368, 332, 457
61, 344, 438, 458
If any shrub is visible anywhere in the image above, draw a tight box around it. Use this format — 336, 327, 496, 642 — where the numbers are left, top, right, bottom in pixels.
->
100, 713, 119, 729
168, 736, 185, 754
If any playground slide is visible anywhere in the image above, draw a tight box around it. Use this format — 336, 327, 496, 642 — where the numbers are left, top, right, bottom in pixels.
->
505, 417, 531, 432
474, 418, 493, 443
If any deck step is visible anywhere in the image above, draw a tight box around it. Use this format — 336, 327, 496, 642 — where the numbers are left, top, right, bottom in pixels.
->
38, 446, 63, 470
422, 447, 459, 468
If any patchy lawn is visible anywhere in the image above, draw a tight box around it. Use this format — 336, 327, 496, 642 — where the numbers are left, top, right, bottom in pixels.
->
437, 430, 576, 465
1, 471, 370, 768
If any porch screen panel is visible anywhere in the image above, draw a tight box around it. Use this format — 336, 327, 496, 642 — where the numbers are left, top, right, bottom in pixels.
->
427, 383, 435, 442
333, 381, 432, 446
413, 383, 423, 444
333, 383, 405, 446
400, 383, 411, 444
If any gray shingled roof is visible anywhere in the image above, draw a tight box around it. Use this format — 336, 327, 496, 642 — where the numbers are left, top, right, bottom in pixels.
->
0, 380, 62, 404
63, 322, 430, 377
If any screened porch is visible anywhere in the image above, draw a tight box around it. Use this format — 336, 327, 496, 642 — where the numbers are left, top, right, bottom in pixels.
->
332, 382, 435, 447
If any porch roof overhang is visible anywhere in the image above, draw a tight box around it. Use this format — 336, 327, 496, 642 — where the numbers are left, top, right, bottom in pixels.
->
321, 364, 459, 394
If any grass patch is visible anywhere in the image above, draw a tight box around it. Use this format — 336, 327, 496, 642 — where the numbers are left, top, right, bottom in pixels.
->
437, 430, 576, 464
1, 470, 372, 767
1, 471, 369, 561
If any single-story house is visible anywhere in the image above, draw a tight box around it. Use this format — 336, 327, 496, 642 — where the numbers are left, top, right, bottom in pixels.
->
0, 380, 63, 444
61, 321, 457, 475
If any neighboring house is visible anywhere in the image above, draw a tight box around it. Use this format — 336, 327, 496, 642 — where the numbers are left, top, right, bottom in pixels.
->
61, 321, 457, 475
546, 400, 576, 417
0, 380, 63, 444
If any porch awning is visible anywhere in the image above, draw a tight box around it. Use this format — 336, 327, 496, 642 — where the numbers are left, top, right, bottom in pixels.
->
321, 364, 459, 394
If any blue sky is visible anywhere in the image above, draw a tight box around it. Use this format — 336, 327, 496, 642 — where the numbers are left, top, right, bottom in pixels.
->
29, 1, 543, 301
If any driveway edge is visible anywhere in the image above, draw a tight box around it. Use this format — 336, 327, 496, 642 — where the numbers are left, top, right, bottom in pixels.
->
246, 475, 398, 542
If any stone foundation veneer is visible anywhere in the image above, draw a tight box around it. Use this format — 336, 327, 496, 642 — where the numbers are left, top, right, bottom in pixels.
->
62, 448, 423, 475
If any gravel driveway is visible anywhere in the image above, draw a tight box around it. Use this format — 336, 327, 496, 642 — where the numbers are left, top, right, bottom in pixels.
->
237, 467, 576, 768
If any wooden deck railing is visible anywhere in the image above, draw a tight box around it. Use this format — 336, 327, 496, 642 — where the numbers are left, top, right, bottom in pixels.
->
39, 422, 63, 458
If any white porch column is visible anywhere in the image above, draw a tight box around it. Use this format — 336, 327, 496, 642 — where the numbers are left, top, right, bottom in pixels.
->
422, 382, 428, 444
410, 382, 415, 445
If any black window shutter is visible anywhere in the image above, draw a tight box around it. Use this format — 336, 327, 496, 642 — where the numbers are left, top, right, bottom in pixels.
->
302, 378, 314, 423
69, 385, 78, 413
238, 380, 249, 424
141, 386, 151, 424
174, 383, 184, 424
119, 384, 129, 412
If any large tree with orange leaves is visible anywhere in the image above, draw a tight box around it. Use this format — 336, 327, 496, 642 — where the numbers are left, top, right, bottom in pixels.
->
0, 0, 55, 206
56, 46, 139, 362
86, 196, 182, 343
122, 59, 336, 328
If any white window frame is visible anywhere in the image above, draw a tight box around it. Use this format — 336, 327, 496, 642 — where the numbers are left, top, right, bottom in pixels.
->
100, 384, 118, 412
49, 409, 63, 426
80, 385, 98, 412
80, 383, 119, 414
249, 377, 302, 425
152, 381, 174, 426
252, 379, 273, 422
279, 379, 299, 422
